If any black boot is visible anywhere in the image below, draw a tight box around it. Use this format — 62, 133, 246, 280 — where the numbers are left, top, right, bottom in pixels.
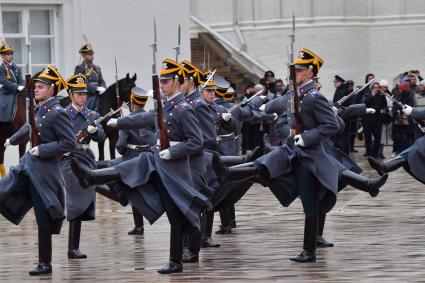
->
341, 170, 388, 197
368, 156, 405, 176
263, 133, 277, 153
183, 220, 201, 263
96, 160, 109, 169
71, 158, 120, 188
29, 229, 52, 275
95, 185, 120, 202
317, 213, 334, 248
128, 207, 144, 235
229, 205, 236, 228
290, 215, 318, 263
219, 146, 264, 166
216, 209, 232, 234
68, 220, 87, 259
202, 212, 220, 248
158, 225, 184, 274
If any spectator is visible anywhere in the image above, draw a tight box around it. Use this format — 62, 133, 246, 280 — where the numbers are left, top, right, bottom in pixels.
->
415, 79, 425, 108
274, 79, 286, 96
362, 82, 387, 158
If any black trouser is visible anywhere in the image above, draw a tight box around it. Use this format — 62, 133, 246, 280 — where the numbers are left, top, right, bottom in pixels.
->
156, 176, 193, 262
349, 119, 357, 151
363, 121, 382, 157
132, 206, 144, 227
25, 176, 53, 263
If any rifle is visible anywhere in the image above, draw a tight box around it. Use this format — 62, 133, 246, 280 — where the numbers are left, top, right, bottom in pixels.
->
151, 18, 170, 150
25, 74, 41, 147
334, 79, 375, 108
288, 13, 303, 135
114, 58, 121, 109
173, 24, 181, 62
75, 102, 129, 142
385, 93, 425, 130
214, 90, 263, 125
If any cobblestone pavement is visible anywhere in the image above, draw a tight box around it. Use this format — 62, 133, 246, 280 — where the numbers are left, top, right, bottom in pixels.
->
1, 146, 425, 282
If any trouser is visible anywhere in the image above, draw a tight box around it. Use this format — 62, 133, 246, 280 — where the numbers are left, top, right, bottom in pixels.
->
132, 206, 144, 227
26, 176, 53, 263
363, 121, 382, 157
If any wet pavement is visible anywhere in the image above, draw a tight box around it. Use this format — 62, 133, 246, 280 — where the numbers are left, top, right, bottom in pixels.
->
1, 146, 425, 282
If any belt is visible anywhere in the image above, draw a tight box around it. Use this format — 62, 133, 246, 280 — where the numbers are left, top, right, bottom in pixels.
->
127, 144, 151, 151
217, 133, 235, 142
156, 140, 181, 147
76, 143, 90, 149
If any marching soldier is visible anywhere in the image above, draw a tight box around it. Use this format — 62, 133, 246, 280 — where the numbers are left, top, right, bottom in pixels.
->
1, 66, 76, 275
61, 74, 106, 259
0, 41, 25, 177
74, 43, 106, 110
70, 59, 209, 274
105, 86, 157, 235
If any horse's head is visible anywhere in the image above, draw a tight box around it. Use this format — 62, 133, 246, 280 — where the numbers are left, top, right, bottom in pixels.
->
118, 73, 137, 102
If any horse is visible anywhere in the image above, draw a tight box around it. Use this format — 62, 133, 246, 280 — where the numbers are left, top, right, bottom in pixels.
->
0, 90, 28, 177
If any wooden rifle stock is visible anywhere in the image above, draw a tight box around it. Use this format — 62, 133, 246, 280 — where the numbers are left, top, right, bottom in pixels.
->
152, 74, 170, 150
25, 74, 41, 147
289, 65, 303, 135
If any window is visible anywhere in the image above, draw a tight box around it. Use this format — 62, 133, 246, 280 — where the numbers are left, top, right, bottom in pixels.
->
1, 6, 57, 74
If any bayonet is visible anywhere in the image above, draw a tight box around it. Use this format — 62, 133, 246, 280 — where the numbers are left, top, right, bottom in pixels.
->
174, 24, 181, 62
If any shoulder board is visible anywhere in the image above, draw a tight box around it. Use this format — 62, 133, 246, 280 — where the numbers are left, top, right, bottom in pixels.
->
176, 101, 191, 110
90, 110, 100, 118
308, 89, 320, 97
52, 105, 65, 112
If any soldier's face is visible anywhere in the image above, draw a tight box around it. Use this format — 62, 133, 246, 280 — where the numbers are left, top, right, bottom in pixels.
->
180, 79, 190, 94
2, 52, 13, 62
34, 81, 52, 102
84, 53, 94, 63
71, 92, 87, 107
202, 89, 215, 103
295, 68, 311, 85
160, 78, 175, 97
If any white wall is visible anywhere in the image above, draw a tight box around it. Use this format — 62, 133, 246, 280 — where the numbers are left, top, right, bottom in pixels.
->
191, 0, 425, 98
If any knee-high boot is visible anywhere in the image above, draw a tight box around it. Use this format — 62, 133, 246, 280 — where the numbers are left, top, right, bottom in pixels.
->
29, 228, 52, 275
71, 158, 120, 188
341, 170, 388, 197
216, 208, 232, 234
128, 207, 144, 235
68, 220, 87, 259
202, 211, 220, 247
157, 225, 184, 274
317, 213, 334, 248
368, 156, 406, 175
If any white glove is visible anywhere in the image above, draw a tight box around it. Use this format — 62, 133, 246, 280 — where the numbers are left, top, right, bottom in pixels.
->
332, 106, 338, 113
366, 108, 376, 114
259, 104, 266, 112
259, 95, 266, 100
17, 86, 25, 91
87, 125, 98, 134
294, 134, 305, 147
159, 149, 171, 160
97, 86, 106, 94
29, 146, 40, 156
4, 138, 10, 147
273, 113, 279, 121
222, 113, 232, 122
107, 118, 118, 127
403, 105, 413, 116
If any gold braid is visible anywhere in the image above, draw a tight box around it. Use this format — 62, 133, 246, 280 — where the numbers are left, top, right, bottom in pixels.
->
3, 62, 11, 80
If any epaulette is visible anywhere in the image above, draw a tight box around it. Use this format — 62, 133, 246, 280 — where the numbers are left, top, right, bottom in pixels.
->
90, 110, 100, 118
176, 100, 191, 110
308, 89, 320, 97
52, 104, 64, 112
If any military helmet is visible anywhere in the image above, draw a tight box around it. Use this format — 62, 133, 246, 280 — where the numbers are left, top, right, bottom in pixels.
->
79, 43, 94, 55
181, 60, 202, 87
0, 40, 13, 54
295, 48, 324, 75
159, 59, 185, 81
130, 86, 150, 107
66, 73, 88, 93
33, 65, 66, 95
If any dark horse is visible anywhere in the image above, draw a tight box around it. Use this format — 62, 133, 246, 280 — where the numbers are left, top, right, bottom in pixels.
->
59, 73, 136, 161
0, 90, 28, 176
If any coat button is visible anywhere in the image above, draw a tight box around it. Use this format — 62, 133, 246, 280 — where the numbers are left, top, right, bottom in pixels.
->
42, 116, 46, 119
170, 113, 173, 116
39, 124, 42, 127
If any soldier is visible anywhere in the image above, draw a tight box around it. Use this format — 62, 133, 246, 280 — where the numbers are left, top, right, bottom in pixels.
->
1, 66, 76, 275
214, 49, 341, 263
60, 74, 106, 259
74, 43, 106, 110
369, 104, 425, 183
70, 59, 209, 274
0, 41, 25, 177
105, 86, 157, 235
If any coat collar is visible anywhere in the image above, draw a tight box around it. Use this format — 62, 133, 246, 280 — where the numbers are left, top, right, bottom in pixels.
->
185, 89, 199, 103
164, 92, 185, 111
37, 97, 59, 116
66, 104, 89, 119
298, 80, 315, 97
